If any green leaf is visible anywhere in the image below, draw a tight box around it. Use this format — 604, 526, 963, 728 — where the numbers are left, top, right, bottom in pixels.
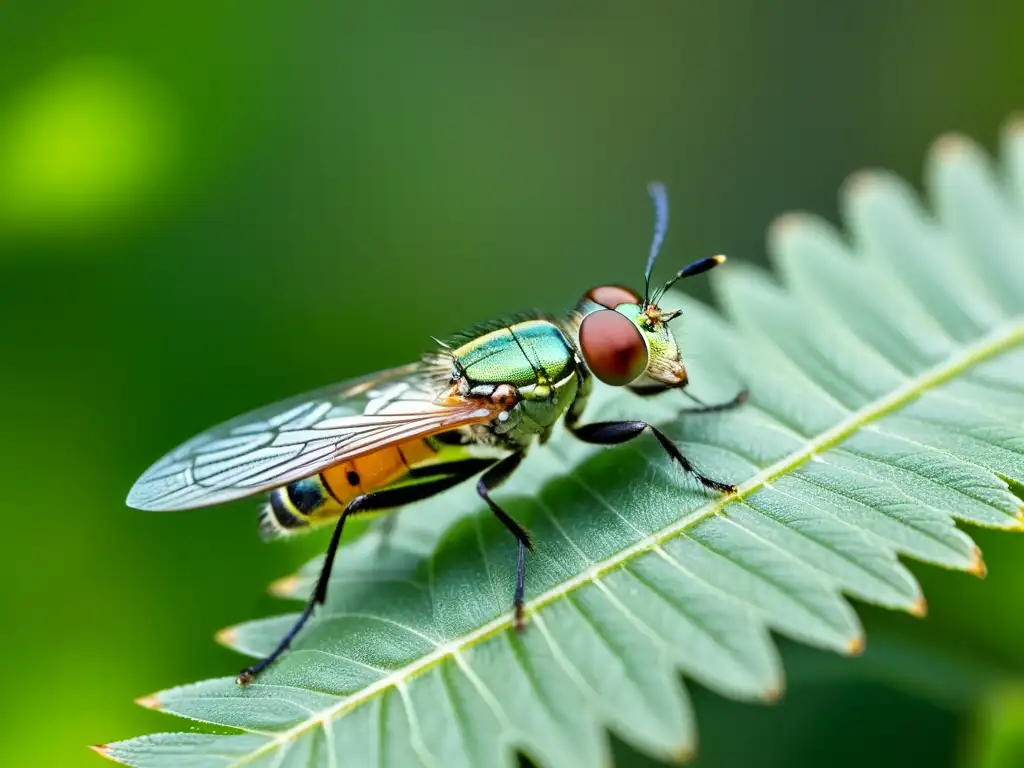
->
98, 120, 1024, 767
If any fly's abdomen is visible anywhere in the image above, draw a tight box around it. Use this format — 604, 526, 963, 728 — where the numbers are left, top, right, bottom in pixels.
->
258, 476, 334, 540
257, 438, 442, 540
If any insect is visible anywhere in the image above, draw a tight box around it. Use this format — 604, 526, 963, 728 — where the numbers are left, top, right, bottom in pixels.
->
126, 182, 747, 686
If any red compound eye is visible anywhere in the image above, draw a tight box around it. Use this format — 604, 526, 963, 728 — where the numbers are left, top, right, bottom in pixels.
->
578, 309, 649, 386
584, 285, 641, 309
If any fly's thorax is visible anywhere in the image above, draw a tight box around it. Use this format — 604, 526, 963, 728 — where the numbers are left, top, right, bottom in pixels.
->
444, 316, 582, 445
452, 318, 576, 387
449, 368, 580, 445
502, 372, 579, 438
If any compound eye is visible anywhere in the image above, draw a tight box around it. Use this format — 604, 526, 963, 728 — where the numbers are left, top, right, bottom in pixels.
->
578, 309, 649, 386
584, 285, 641, 309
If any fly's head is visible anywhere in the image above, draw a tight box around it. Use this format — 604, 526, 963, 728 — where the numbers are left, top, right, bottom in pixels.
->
574, 282, 690, 389
573, 182, 727, 390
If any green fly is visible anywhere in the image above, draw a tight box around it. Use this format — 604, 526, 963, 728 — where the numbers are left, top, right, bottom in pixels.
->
126, 182, 747, 685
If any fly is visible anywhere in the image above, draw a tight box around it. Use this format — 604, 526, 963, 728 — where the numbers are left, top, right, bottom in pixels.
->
126, 182, 748, 685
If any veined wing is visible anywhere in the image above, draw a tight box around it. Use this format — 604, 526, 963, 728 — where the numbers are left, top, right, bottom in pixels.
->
126, 363, 498, 512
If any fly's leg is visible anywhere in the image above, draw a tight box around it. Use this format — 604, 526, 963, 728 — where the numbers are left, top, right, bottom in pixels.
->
372, 459, 496, 560
475, 452, 533, 630
677, 388, 748, 413
569, 420, 736, 494
237, 466, 487, 685
625, 383, 673, 397
628, 383, 749, 413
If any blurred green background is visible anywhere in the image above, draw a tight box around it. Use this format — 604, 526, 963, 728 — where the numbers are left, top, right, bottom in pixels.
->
1, 2, 1023, 766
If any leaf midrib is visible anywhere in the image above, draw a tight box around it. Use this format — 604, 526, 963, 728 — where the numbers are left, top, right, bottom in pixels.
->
234, 316, 1024, 766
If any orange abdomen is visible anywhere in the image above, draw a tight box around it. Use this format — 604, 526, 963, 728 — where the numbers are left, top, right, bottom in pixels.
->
318, 439, 438, 511
258, 438, 440, 538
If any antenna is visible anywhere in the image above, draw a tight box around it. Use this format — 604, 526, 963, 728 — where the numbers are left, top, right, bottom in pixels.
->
643, 181, 669, 306
653, 255, 727, 306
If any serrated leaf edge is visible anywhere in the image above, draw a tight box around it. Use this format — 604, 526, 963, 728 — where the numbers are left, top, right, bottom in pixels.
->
219, 318, 1022, 766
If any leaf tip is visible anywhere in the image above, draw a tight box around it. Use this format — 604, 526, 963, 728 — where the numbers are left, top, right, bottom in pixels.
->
843, 169, 884, 200
215, 625, 239, 647
761, 680, 786, 703
1005, 112, 1024, 138
932, 132, 974, 161
908, 595, 928, 618
269, 575, 301, 598
768, 211, 811, 243
89, 744, 115, 762
670, 744, 699, 764
969, 547, 988, 578
846, 634, 866, 656
134, 693, 162, 711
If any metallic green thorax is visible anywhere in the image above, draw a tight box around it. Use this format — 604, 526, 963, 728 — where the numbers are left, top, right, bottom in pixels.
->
455, 319, 575, 386
443, 295, 686, 451
449, 317, 582, 448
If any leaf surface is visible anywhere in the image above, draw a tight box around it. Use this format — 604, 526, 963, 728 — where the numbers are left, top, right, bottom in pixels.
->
99, 122, 1024, 768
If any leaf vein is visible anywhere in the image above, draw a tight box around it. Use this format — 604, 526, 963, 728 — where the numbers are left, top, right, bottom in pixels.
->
218, 317, 1023, 765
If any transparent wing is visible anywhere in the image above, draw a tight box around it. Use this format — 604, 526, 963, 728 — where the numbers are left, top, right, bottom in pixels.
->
126, 363, 498, 512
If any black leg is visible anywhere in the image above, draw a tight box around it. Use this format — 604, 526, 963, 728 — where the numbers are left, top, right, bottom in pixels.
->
628, 382, 749, 414
569, 420, 737, 494
475, 452, 533, 630
237, 466, 488, 685
375, 459, 496, 559
407, 458, 497, 480
626, 383, 672, 397
678, 388, 748, 414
